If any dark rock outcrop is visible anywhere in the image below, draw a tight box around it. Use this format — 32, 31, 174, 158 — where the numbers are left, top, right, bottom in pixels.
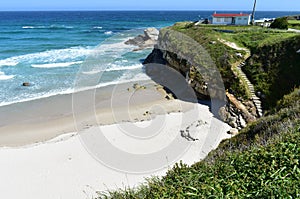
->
143, 46, 166, 65
22, 82, 30, 87
143, 29, 215, 100
125, 28, 159, 51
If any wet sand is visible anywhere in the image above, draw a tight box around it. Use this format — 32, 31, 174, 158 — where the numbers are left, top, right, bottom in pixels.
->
0, 80, 193, 146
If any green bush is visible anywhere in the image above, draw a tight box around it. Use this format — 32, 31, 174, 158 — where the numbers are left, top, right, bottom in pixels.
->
270, 18, 289, 30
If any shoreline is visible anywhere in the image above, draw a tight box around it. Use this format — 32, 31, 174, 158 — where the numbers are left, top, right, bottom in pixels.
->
0, 79, 196, 147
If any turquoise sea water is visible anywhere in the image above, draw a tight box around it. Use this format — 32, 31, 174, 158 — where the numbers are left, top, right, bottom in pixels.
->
0, 11, 298, 106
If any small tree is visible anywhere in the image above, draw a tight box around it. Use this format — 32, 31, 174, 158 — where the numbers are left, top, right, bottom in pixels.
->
270, 17, 289, 30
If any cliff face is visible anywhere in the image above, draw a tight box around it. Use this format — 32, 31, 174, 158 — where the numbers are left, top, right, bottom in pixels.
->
144, 28, 222, 100
144, 26, 260, 129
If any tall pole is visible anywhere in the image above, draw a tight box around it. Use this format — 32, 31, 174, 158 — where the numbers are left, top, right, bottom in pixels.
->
251, 0, 257, 25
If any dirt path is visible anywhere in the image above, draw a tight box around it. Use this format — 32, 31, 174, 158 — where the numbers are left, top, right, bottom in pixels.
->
288, 28, 300, 33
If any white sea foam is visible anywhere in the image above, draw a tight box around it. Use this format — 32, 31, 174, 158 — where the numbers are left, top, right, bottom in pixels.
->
0, 72, 150, 107
74, 72, 151, 93
80, 38, 136, 74
22, 26, 35, 29
105, 63, 143, 72
0, 72, 15, 80
81, 64, 143, 74
0, 47, 92, 68
0, 60, 19, 67
92, 39, 134, 56
50, 25, 74, 29
31, 61, 83, 68
93, 26, 103, 29
104, 31, 113, 35
81, 70, 102, 75
22, 25, 73, 29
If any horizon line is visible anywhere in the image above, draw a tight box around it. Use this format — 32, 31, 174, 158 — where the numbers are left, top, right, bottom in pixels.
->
0, 9, 299, 12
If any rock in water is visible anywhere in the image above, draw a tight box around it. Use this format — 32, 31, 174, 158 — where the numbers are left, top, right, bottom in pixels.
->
22, 82, 30, 87
125, 27, 159, 50
144, 27, 159, 41
125, 35, 145, 46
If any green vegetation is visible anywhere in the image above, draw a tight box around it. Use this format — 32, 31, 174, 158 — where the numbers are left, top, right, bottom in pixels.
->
169, 23, 249, 99
212, 27, 296, 52
98, 88, 300, 198
243, 35, 300, 110
270, 17, 289, 30
172, 23, 299, 110
167, 23, 300, 106
288, 20, 300, 30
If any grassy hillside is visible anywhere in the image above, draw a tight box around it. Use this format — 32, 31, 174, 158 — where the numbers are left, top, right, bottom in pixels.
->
169, 23, 249, 99
172, 23, 300, 110
163, 23, 300, 107
98, 87, 300, 199
289, 20, 300, 30
243, 35, 300, 110
208, 26, 300, 110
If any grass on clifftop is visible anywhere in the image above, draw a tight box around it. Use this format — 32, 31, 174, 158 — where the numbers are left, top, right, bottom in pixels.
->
170, 23, 300, 110
289, 20, 300, 30
168, 23, 250, 99
98, 88, 300, 199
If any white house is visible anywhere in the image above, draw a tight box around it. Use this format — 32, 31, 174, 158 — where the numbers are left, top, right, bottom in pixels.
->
212, 13, 251, 25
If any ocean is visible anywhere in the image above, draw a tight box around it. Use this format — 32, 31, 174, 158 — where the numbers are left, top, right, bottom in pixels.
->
0, 11, 298, 106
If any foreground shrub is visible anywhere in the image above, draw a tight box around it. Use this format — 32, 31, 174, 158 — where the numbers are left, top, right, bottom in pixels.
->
270, 18, 289, 30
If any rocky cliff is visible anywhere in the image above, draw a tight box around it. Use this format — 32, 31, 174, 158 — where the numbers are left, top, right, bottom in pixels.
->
143, 25, 258, 129
144, 28, 222, 100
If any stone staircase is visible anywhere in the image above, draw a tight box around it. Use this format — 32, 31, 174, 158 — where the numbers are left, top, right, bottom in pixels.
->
237, 61, 263, 117
218, 38, 263, 117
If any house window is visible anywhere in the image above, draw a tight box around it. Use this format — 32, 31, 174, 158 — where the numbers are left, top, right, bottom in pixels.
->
216, 18, 221, 22
224, 18, 231, 22
238, 18, 242, 20
244, 18, 247, 20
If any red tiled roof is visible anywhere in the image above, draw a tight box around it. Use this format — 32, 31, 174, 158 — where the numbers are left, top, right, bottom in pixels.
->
213, 13, 250, 17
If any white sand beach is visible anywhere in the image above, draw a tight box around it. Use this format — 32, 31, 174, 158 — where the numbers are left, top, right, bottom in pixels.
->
0, 80, 232, 199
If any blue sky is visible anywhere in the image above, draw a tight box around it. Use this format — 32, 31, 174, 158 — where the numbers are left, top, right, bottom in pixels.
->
1, 0, 299, 11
